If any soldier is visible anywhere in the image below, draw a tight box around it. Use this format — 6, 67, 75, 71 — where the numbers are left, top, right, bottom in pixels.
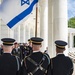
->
20, 39, 33, 60
12, 42, 23, 61
25, 39, 33, 57
47, 40, 74, 75
28, 39, 32, 47
0, 38, 22, 75
22, 37, 50, 75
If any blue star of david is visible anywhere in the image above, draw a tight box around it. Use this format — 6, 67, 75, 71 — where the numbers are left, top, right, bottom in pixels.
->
21, 0, 30, 6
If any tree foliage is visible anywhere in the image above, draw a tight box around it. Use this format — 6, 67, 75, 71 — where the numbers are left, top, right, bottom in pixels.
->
68, 17, 75, 28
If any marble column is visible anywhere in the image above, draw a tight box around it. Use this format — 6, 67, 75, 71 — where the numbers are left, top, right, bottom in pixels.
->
0, 18, 1, 43
25, 24, 30, 43
69, 33, 73, 48
14, 26, 20, 42
20, 24, 25, 43
48, 0, 53, 57
48, 0, 68, 57
8, 29, 14, 38
53, 0, 68, 55
0, 20, 9, 38
39, 0, 48, 52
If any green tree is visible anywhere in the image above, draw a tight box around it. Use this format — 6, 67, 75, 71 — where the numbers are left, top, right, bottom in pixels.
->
68, 17, 75, 28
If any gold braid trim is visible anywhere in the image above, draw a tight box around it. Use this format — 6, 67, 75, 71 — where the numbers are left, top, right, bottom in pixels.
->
32, 41, 41, 44
3, 42, 13, 44
56, 45, 65, 48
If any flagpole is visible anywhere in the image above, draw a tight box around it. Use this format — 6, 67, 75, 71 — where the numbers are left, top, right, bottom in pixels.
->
35, 3, 38, 37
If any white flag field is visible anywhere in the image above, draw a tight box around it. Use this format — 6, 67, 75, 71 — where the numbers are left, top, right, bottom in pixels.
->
0, 0, 38, 29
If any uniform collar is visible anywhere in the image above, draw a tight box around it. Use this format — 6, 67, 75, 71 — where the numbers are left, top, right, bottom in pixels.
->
56, 53, 64, 56
3, 53, 12, 55
33, 50, 40, 53
3, 52, 11, 54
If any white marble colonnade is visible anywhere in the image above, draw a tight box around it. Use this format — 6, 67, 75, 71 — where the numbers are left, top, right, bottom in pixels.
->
48, 0, 68, 57
39, 0, 48, 52
68, 28, 75, 48
0, 0, 68, 57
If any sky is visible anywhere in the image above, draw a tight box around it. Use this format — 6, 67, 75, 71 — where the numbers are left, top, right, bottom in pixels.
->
68, 0, 75, 19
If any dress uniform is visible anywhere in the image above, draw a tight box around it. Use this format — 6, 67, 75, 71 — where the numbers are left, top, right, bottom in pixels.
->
0, 47, 3, 55
47, 40, 74, 75
22, 37, 50, 75
12, 42, 23, 61
0, 38, 22, 75
24, 45, 33, 57
24, 39, 33, 57
19, 40, 33, 60
28, 39, 32, 47
12, 48, 22, 61
19, 44, 32, 60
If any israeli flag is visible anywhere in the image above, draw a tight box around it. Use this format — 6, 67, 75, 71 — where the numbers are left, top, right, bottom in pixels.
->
0, 0, 38, 29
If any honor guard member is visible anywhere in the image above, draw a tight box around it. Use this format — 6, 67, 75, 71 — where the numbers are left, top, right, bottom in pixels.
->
12, 42, 23, 61
19, 43, 32, 61
24, 39, 33, 57
21, 39, 33, 60
0, 38, 22, 75
22, 37, 50, 75
47, 40, 74, 75
28, 39, 32, 47
23, 39, 32, 57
